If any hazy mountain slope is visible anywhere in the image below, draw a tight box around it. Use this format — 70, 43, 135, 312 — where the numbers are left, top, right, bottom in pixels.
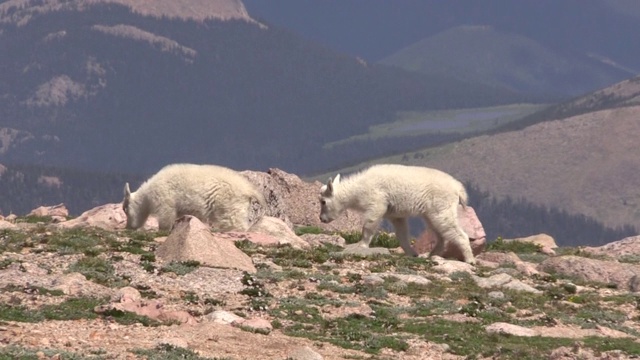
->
244, 0, 640, 68
319, 77, 640, 235
0, 0, 525, 175
245, 0, 640, 98
380, 25, 630, 97
357, 108, 640, 232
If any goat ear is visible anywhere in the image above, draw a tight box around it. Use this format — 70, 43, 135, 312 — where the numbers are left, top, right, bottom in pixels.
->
334, 173, 341, 184
324, 177, 334, 196
124, 183, 131, 198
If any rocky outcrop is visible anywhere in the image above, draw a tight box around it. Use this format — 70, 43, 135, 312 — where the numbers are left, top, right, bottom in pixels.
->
243, 168, 361, 232
582, 235, 640, 258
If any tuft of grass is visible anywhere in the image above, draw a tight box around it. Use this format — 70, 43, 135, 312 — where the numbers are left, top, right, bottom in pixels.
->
486, 237, 542, 253
133, 284, 160, 299
295, 226, 325, 236
16, 215, 54, 224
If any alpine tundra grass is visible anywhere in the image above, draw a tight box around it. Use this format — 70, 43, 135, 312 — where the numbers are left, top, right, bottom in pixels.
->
1, 224, 640, 359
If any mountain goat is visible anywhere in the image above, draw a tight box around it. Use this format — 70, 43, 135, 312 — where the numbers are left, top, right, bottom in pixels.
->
123, 163, 266, 231
319, 164, 475, 264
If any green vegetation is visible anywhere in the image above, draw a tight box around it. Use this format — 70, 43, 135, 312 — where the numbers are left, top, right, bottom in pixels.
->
67, 256, 129, 287
0, 346, 107, 360
131, 344, 232, 360
0, 297, 103, 323
294, 226, 325, 236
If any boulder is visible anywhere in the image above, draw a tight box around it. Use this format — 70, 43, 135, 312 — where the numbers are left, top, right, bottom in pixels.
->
156, 215, 256, 273
55, 203, 158, 231
503, 233, 557, 255
538, 255, 640, 291
413, 205, 486, 261
0, 219, 17, 230
28, 203, 69, 218
241, 170, 293, 228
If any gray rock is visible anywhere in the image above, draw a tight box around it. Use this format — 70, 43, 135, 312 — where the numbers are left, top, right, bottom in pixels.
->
486, 322, 537, 337
341, 244, 390, 256
249, 216, 310, 249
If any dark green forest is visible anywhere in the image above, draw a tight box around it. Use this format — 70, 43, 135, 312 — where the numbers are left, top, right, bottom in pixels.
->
0, 164, 634, 247
465, 184, 636, 247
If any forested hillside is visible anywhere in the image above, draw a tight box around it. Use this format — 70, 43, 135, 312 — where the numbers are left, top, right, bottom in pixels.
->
465, 185, 636, 247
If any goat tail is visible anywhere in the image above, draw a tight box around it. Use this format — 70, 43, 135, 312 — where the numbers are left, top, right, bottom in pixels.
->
458, 185, 469, 209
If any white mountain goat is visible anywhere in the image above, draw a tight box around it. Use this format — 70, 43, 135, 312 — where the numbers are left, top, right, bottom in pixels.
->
123, 163, 266, 231
319, 164, 475, 264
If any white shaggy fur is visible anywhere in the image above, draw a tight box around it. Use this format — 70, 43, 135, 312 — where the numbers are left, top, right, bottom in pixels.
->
319, 164, 475, 264
123, 163, 266, 231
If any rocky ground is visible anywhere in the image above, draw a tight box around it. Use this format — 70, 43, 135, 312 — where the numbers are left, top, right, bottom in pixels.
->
1, 169, 640, 359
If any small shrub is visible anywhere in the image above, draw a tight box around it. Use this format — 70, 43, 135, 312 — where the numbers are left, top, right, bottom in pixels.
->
160, 260, 200, 276
240, 272, 272, 311
132, 343, 231, 359
0, 230, 30, 254
182, 291, 200, 304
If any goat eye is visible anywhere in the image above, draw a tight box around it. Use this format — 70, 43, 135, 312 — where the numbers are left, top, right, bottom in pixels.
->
320, 200, 326, 206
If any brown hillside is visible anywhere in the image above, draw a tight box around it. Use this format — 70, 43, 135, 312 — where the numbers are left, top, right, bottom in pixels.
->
397, 105, 640, 230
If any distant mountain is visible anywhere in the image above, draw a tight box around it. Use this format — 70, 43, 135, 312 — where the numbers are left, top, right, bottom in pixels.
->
0, 0, 525, 176
380, 25, 631, 97
326, 76, 640, 236
245, 0, 640, 97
